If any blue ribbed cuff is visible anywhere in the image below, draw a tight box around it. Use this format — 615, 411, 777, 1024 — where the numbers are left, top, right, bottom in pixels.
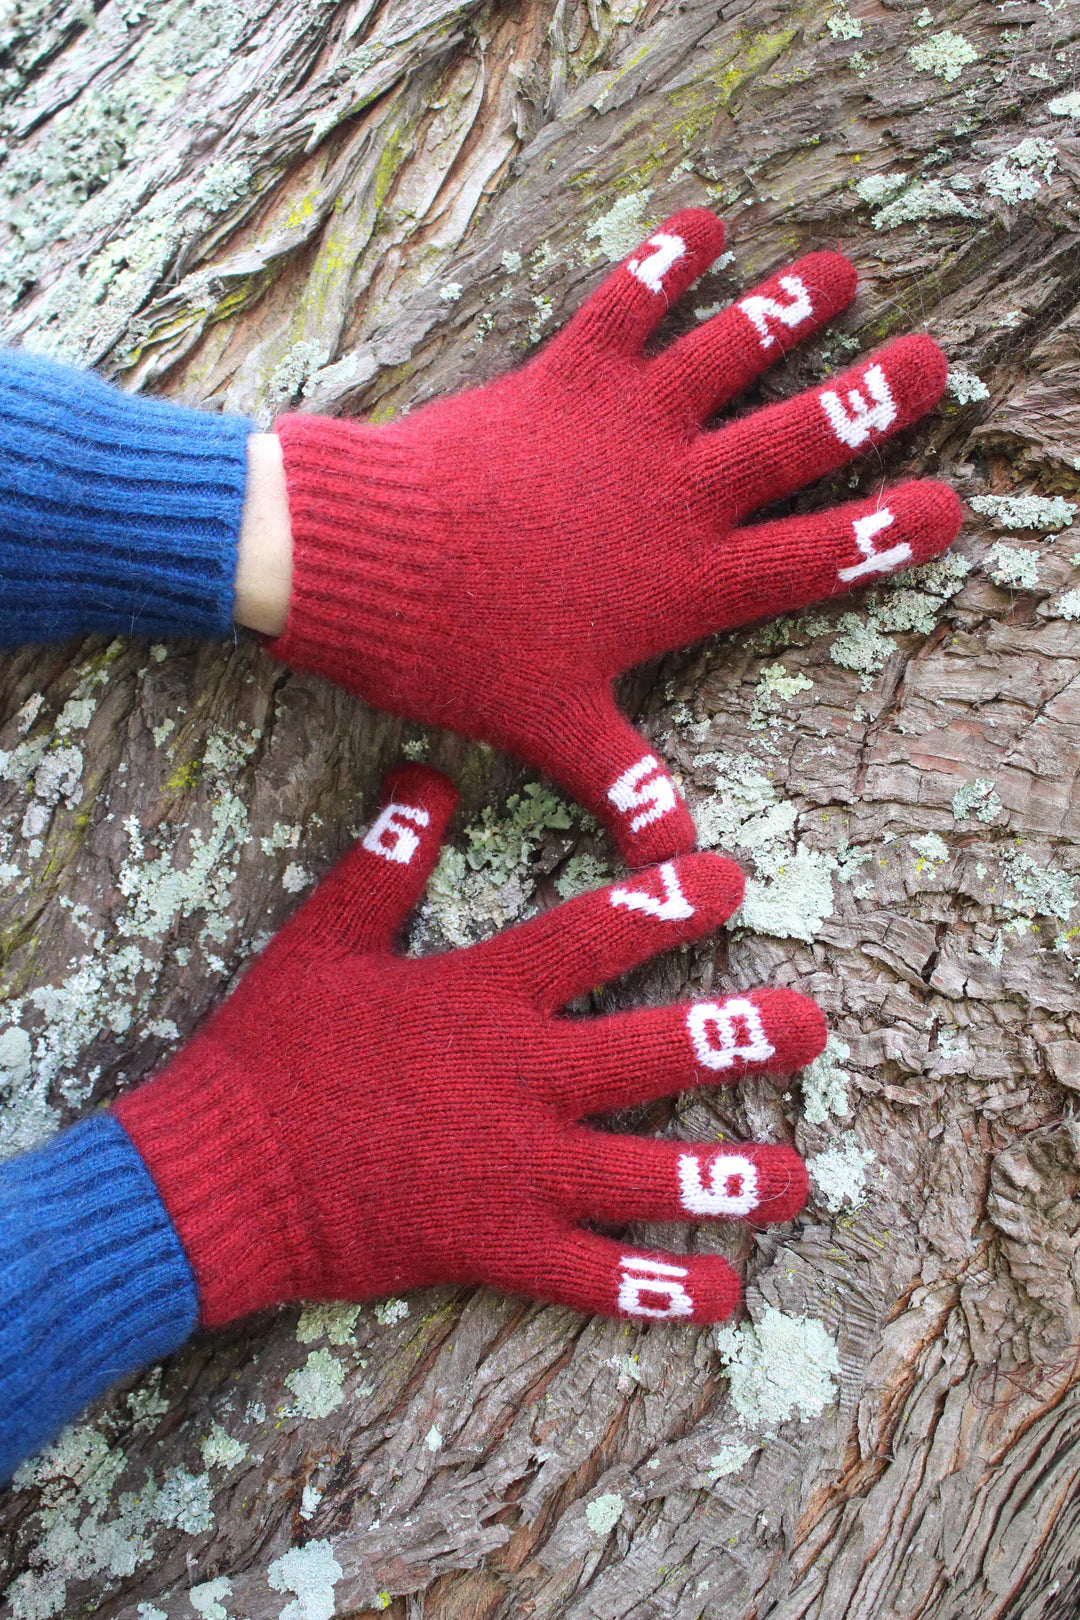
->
0, 348, 251, 644
0, 1114, 199, 1484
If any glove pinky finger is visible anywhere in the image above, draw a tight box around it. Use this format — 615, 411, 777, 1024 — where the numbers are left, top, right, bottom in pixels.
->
667, 480, 963, 649
520, 1223, 741, 1324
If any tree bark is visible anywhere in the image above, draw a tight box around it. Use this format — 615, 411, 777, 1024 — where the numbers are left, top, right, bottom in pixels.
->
3, 0, 1080, 1616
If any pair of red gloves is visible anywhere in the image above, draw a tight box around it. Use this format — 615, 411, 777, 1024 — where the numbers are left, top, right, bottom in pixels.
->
116, 210, 960, 1327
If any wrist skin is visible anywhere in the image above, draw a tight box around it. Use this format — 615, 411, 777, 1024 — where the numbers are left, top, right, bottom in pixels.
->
234, 432, 292, 636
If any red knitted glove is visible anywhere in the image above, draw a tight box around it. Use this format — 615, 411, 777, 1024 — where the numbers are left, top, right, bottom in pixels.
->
113, 766, 826, 1328
270, 209, 962, 866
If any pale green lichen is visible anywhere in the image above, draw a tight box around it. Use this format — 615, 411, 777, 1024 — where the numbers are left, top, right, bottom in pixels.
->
912, 831, 948, 864
826, 9, 862, 39
1001, 848, 1077, 924
415, 784, 581, 950
716, 1308, 841, 1429
908, 29, 978, 81
282, 861, 312, 894
262, 822, 301, 855
1053, 590, 1080, 620
829, 613, 896, 686
127, 1369, 170, 1432
799, 1033, 852, 1124
836, 839, 873, 897
953, 778, 1002, 824
809, 1131, 876, 1213
424, 1425, 443, 1452
268, 342, 331, 402
584, 190, 653, 262
500, 249, 522, 273
296, 1301, 362, 1345
585, 1492, 624, 1536
527, 294, 554, 343
706, 1440, 755, 1480
200, 1422, 249, 1472
155, 1468, 214, 1536
983, 139, 1057, 204
303, 350, 378, 399
374, 1296, 410, 1326
946, 366, 989, 404
267, 1539, 343, 1620
757, 554, 969, 672
530, 239, 560, 277
692, 752, 793, 853
1048, 90, 1080, 117
855, 171, 907, 205
190, 1576, 233, 1618
440, 282, 463, 302
285, 1350, 346, 1420
969, 493, 1075, 530
740, 845, 837, 943
872, 178, 982, 230
55, 697, 96, 735
988, 543, 1040, 590
193, 159, 249, 213
934, 1024, 972, 1067
692, 752, 836, 942
554, 852, 611, 900
1, 0, 268, 353
753, 662, 814, 714
15, 694, 44, 733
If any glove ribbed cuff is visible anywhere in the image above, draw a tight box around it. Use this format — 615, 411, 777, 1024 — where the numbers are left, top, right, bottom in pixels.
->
268, 411, 454, 710
0, 1115, 198, 1483
112, 1041, 319, 1327
0, 348, 251, 644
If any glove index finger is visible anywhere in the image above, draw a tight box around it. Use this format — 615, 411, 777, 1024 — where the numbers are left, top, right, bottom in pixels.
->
550, 207, 727, 361
471, 853, 744, 1013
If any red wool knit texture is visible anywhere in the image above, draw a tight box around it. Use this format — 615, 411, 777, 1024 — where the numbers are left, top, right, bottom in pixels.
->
114, 767, 827, 1329
269, 207, 962, 865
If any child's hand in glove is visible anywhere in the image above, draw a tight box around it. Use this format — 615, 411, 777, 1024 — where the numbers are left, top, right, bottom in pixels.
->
114, 766, 826, 1327
271, 209, 961, 864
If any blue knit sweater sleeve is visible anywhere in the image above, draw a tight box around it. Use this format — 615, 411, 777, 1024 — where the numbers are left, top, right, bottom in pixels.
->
0, 349, 251, 644
0, 1114, 199, 1484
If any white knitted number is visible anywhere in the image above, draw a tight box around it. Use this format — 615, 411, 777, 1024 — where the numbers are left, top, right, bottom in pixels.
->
819, 363, 897, 448
362, 801, 431, 865
679, 1152, 760, 1217
609, 861, 695, 922
608, 755, 678, 835
837, 507, 911, 584
627, 232, 686, 295
738, 274, 813, 349
617, 1255, 694, 1319
687, 997, 775, 1071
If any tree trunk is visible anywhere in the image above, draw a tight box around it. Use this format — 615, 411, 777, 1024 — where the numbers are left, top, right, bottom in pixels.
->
3, 0, 1080, 1615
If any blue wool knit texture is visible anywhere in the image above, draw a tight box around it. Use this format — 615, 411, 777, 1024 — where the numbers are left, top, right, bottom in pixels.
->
0, 1114, 198, 1484
0, 348, 251, 644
